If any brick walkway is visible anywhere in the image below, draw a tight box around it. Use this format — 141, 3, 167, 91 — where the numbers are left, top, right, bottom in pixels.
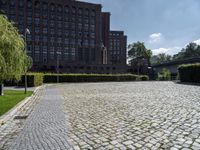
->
7, 85, 72, 150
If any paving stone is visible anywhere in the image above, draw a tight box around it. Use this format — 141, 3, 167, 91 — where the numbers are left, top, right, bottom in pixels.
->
2, 82, 200, 149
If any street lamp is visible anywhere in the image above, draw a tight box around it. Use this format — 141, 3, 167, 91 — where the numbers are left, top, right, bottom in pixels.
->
24, 28, 30, 94
56, 51, 61, 83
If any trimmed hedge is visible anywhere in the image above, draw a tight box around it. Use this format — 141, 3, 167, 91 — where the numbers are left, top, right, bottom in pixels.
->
18, 73, 44, 87
178, 63, 200, 83
139, 75, 149, 81
43, 74, 142, 83
4, 73, 150, 87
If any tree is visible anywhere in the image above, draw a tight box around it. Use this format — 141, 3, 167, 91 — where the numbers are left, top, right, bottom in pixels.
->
151, 53, 172, 65
128, 41, 152, 65
0, 15, 31, 95
173, 42, 200, 60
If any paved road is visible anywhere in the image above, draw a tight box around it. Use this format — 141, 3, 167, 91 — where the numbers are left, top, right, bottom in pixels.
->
6, 82, 200, 150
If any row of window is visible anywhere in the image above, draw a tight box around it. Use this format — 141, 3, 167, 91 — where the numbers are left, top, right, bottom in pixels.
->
1, 0, 96, 16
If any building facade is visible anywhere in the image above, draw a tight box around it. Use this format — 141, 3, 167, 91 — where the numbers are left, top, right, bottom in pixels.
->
0, 0, 128, 73
109, 31, 127, 65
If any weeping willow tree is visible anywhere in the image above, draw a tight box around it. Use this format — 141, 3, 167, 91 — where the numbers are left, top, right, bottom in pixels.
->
0, 15, 32, 95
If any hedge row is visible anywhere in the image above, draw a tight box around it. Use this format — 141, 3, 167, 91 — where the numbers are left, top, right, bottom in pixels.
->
43, 74, 148, 83
4, 74, 149, 87
7, 73, 44, 87
178, 63, 200, 83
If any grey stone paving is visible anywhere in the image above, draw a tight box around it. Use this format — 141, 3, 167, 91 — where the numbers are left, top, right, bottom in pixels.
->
8, 85, 72, 150
5, 82, 200, 150
61, 82, 200, 149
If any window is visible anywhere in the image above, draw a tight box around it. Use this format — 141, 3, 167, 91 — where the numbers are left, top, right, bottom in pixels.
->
34, 27, 40, 34
10, 0, 15, 6
35, 35, 40, 41
42, 2, 48, 10
27, 0, 32, 8
34, 18, 40, 25
27, 35, 32, 41
70, 39, 75, 45
42, 12, 48, 18
71, 31, 75, 38
43, 36, 47, 42
58, 5, 62, 12
72, 7, 76, 14
27, 11, 32, 17
43, 28, 48, 34
50, 3, 55, 11
71, 23, 75, 29
27, 45, 32, 54
43, 20, 48, 26
78, 8, 82, 15
85, 9, 89, 16
64, 22, 69, 28
91, 32, 95, 38
91, 10, 96, 17
64, 39, 69, 44
18, 0, 24, 8
64, 6, 69, 13
35, 1, 40, 9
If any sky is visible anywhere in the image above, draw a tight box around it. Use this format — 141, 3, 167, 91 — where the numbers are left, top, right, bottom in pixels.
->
81, 0, 200, 55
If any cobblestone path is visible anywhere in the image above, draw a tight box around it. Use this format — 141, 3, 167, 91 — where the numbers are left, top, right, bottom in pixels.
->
62, 82, 200, 150
8, 85, 72, 150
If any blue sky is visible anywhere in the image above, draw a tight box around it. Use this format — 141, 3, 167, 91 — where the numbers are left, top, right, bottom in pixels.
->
82, 0, 200, 55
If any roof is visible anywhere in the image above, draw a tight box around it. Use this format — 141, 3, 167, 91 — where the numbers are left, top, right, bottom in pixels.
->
152, 57, 200, 67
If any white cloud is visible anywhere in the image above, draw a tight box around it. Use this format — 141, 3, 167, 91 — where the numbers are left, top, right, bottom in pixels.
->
149, 33, 162, 44
193, 39, 200, 45
152, 46, 181, 55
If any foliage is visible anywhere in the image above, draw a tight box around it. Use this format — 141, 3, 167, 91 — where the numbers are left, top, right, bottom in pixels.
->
138, 75, 149, 81
0, 15, 31, 83
178, 63, 200, 83
18, 73, 44, 87
151, 53, 172, 65
0, 90, 33, 116
173, 43, 200, 60
128, 41, 152, 65
43, 74, 141, 83
157, 68, 171, 81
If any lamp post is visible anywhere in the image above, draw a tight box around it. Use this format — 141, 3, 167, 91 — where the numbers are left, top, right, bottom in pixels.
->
24, 28, 30, 94
56, 51, 61, 83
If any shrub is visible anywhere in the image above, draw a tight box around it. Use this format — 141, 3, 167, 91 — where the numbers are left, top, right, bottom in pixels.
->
18, 73, 44, 87
43, 74, 141, 83
178, 63, 200, 83
157, 68, 171, 81
139, 75, 149, 81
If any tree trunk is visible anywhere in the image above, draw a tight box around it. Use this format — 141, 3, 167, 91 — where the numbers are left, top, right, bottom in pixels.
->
0, 84, 4, 96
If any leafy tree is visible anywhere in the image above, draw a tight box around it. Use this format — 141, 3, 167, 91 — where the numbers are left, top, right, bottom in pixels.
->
128, 41, 152, 65
151, 53, 172, 65
0, 15, 31, 95
173, 42, 200, 60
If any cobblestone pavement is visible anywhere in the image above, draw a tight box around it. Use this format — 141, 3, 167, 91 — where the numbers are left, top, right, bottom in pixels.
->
0, 86, 44, 149
7, 85, 72, 150
62, 82, 200, 150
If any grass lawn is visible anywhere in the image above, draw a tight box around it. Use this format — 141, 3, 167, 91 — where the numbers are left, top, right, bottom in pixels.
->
0, 90, 33, 116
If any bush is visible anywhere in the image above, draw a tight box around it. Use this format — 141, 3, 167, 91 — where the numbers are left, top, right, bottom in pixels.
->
139, 75, 149, 81
178, 63, 200, 83
43, 74, 142, 83
18, 73, 44, 87
157, 68, 171, 81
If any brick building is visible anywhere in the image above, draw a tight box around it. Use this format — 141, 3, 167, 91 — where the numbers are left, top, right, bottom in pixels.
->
0, 0, 128, 73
